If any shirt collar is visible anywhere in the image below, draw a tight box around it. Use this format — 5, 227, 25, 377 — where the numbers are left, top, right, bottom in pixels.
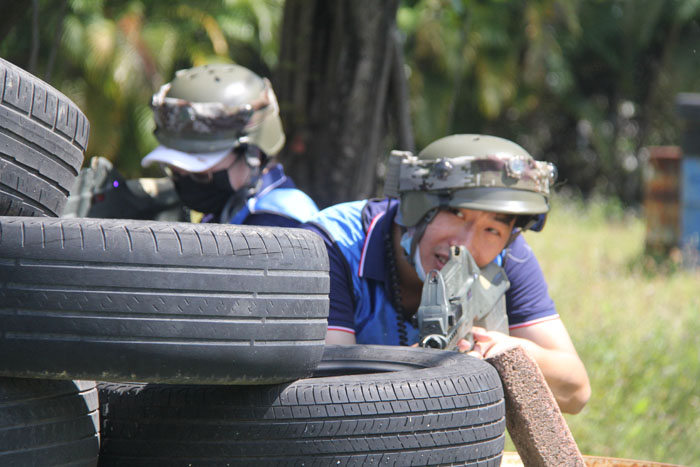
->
254, 163, 295, 200
358, 198, 399, 282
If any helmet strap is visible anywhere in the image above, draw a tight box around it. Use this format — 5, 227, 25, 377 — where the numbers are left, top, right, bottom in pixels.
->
217, 144, 265, 222
231, 142, 266, 192
235, 139, 268, 169
506, 228, 523, 248
400, 207, 438, 267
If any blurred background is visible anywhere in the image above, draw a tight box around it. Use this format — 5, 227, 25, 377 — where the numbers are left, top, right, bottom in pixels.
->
1, 1, 699, 464
3, 0, 699, 207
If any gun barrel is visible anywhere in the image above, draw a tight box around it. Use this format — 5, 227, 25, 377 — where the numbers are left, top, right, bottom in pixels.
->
420, 334, 448, 349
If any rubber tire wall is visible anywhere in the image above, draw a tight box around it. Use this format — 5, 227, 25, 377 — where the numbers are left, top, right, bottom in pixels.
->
0, 216, 329, 384
97, 345, 506, 466
0, 378, 99, 466
0, 57, 88, 217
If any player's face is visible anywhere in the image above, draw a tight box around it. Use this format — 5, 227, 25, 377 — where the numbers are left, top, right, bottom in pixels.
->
418, 208, 515, 270
169, 152, 250, 190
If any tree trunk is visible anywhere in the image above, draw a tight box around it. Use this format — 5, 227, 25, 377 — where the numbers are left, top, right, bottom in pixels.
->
275, 0, 408, 209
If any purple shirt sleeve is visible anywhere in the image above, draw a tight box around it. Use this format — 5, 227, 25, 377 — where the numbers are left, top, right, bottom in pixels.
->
504, 234, 558, 328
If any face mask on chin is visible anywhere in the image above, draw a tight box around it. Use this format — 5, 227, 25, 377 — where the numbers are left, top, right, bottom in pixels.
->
173, 169, 236, 215
400, 229, 427, 281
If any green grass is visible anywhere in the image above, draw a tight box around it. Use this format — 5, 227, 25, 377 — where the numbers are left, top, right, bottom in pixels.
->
504, 196, 700, 466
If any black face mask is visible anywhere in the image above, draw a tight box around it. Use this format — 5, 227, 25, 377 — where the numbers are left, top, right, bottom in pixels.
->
173, 169, 236, 215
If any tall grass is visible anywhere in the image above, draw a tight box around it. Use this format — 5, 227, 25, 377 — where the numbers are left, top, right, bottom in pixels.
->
510, 196, 700, 466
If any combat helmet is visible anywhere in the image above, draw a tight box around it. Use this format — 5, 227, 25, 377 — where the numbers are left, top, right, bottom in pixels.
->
384, 134, 557, 231
150, 63, 285, 158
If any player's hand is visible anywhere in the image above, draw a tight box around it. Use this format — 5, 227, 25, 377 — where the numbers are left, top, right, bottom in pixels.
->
457, 326, 517, 358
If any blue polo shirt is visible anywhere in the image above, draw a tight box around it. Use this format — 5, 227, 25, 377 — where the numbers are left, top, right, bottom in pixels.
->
205, 163, 318, 228
304, 198, 558, 345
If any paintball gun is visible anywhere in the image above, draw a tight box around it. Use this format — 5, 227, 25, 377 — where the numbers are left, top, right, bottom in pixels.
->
416, 245, 510, 350
61, 156, 187, 221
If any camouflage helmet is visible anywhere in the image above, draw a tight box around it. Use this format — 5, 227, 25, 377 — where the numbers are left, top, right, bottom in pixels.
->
384, 134, 557, 228
150, 63, 285, 157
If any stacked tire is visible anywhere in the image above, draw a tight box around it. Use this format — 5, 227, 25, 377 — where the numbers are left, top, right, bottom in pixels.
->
0, 57, 507, 466
0, 216, 331, 385
0, 57, 87, 217
97, 346, 506, 466
0, 378, 99, 466
0, 57, 99, 466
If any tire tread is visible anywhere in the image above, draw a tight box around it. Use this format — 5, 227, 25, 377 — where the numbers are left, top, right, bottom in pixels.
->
0, 58, 88, 217
97, 347, 506, 466
0, 378, 99, 467
0, 218, 329, 384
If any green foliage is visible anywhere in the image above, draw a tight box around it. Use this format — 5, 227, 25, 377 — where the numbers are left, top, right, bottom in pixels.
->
2, 0, 698, 205
517, 196, 700, 465
399, 0, 700, 205
0, 0, 284, 178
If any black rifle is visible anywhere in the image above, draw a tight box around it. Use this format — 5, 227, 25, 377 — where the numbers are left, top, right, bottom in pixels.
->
62, 156, 187, 221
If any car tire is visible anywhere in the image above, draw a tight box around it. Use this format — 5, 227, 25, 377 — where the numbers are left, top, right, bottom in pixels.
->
97, 345, 506, 466
0, 216, 329, 384
0, 57, 88, 217
0, 378, 99, 466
